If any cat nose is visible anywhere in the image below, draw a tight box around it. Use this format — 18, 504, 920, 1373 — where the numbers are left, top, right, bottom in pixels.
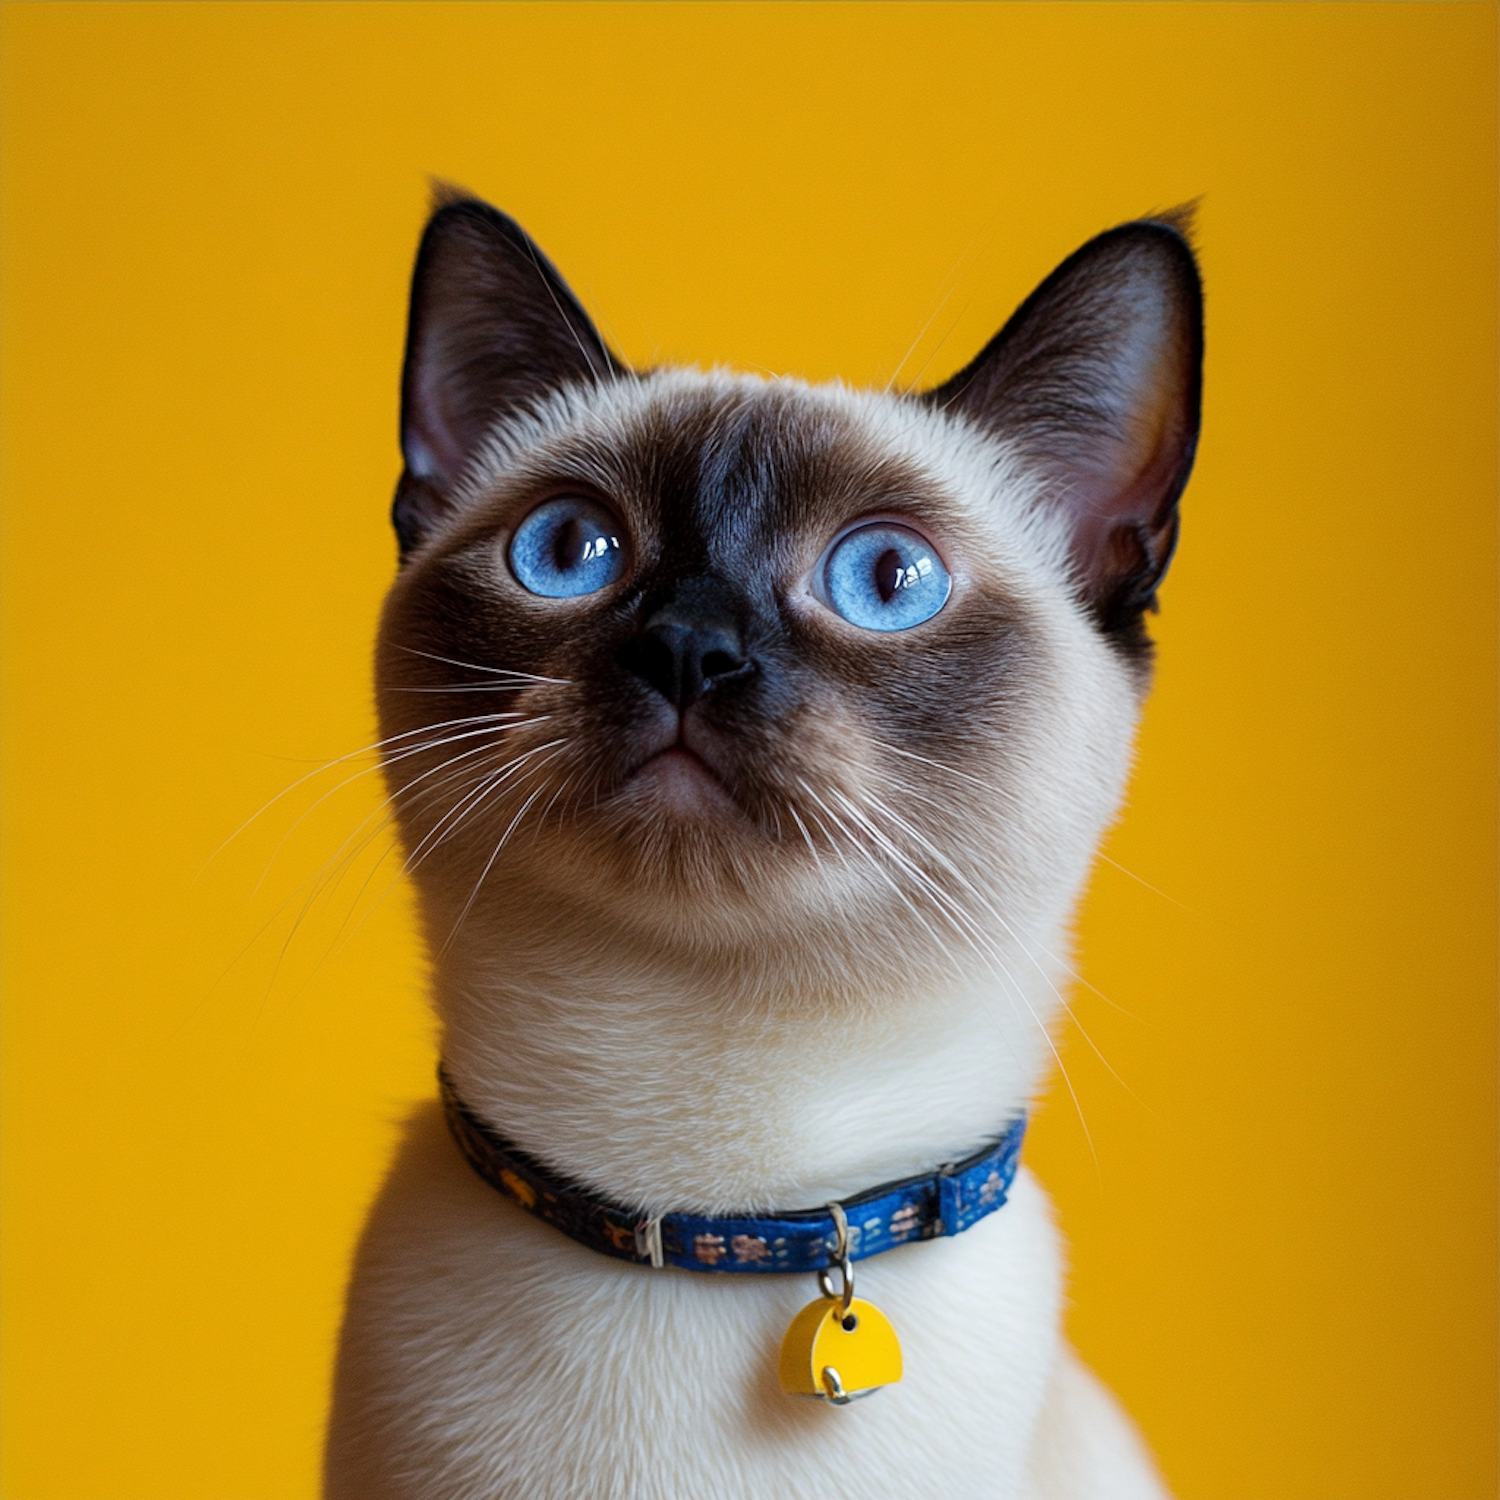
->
619, 589, 754, 710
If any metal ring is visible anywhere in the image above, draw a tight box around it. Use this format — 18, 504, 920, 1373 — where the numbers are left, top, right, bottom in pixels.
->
816, 1259, 855, 1311
827, 1202, 850, 1261
817, 1203, 855, 1313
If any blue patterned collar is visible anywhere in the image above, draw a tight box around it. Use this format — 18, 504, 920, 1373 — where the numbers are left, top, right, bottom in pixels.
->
439, 1066, 1027, 1274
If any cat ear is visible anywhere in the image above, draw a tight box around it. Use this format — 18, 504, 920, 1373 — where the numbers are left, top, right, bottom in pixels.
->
393, 188, 622, 558
926, 211, 1203, 640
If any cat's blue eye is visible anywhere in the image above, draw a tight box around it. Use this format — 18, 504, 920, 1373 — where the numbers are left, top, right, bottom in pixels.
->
508, 496, 628, 598
821, 523, 952, 632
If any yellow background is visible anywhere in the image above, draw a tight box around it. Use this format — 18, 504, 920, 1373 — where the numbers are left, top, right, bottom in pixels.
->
2, 4, 1494, 1497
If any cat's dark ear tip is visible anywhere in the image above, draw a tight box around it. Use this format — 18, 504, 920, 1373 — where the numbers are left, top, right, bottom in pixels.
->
1096, 205, 1203, 298
417, 181, 522, 242
1138, 198, 1201, 247
427, 177, 477, 212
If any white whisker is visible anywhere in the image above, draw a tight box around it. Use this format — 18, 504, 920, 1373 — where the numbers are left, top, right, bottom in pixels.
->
442, 746, 572, 951
403, 738, 569, 875
250, 717, 546, 894
848, 783, 1109, 1151
784, 801, 822, 867
396, 646, 570, 685
204, 710, 537, 873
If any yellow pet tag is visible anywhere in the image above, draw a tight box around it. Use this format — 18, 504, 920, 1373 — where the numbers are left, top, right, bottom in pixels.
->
778, 1295, 903, 1403
777, 1203, 903, 1404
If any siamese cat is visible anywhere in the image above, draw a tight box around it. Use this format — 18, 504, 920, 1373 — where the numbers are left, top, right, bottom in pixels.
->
325, 189, 1202, 1499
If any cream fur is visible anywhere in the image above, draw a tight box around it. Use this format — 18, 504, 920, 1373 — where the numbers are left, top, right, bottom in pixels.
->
326, 368, 1172, 1499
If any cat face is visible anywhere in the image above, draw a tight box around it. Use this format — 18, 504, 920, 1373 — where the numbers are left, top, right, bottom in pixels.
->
376, 196, 1201, 986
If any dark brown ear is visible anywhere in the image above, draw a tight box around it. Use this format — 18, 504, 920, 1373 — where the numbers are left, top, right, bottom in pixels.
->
393, 189, 623, 559
925, 211, 1203, 649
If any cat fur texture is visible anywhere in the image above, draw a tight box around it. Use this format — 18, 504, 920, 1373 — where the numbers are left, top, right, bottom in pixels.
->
324, 191, 1203, 1500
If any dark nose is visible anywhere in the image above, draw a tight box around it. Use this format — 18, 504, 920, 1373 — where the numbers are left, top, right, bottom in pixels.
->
619, 583, 755, 709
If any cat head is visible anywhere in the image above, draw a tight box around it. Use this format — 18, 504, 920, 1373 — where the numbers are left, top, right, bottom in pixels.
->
376, 191, 1202, 995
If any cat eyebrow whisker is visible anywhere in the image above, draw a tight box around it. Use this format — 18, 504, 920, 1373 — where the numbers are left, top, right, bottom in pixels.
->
519, 237, 613, 386
885, 290, 974, 399
898, 298, 977, 398
883, 228, 986, 396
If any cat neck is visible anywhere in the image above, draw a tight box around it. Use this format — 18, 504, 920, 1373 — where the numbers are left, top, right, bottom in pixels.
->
430, 910, 1064, 1219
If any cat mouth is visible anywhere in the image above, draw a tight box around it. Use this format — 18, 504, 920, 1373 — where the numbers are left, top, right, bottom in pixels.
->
628, 740, 740, 817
